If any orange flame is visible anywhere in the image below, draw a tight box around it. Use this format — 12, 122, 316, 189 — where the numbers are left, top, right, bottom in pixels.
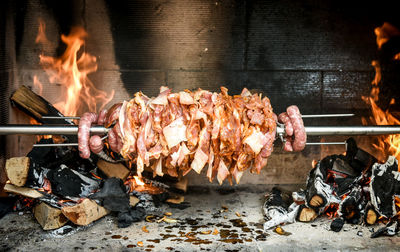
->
134, 176, 145, 186
362, 23, 400, 166
35, 21, 114, 116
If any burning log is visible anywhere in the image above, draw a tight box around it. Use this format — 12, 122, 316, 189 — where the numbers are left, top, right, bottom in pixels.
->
5, 157, 30, 186
96, 159, 130, 181
364, 203, 379, 225
34, 202, 68, 230
296, 205, 318, 222
10, 85, 74, 125
370, 156, 400, 218
61, 198, 110, 226
338, 186, 363, 224
305, 156, 340, 212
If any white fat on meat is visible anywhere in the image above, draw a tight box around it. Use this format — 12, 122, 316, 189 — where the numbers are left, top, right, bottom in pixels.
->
191, 148, 209, 174
244, 130, 268, 155
179, 91, 194, 105
151, 89, 169, 106
170, 143, 190, 167
118, 100, 128, 138
206, 147, 215, 181
163, 117, 188, 149
217, 160, 230, 185
155, 157, 163, 176
232, 166, 244, 184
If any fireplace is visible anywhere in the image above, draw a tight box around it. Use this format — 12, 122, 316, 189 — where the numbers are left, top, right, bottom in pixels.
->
1, 0, 400, 250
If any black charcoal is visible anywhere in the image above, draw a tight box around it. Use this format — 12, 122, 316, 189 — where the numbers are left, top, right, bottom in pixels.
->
117, 207, 146, 228
330, 218, 345, 232
90, 177, 129, 212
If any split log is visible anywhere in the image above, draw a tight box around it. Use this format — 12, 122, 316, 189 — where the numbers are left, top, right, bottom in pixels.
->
61, 198, 110, 226
129, 196, 139, 207
4, 183, 43, 198
305, 157, 340, 212
10, 85, 73, 125
5, 157, 30, 186
172, 177, 188, 193
364, 205, 379, 225
338, 186, 363, 224
370, 156, 400, 218
34, 202, 68, 230
296, 205, 317, 222
97, 159, 130, 181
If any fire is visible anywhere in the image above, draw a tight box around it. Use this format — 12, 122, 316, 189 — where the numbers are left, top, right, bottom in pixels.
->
35, 20, 114, 116
362, 23, 400, 166
124, 175, 164, 194
134, 176, 145, 186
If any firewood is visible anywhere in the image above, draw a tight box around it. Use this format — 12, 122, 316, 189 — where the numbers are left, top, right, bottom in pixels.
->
309, 195, 324, 208
5, 157, 30, 186
173, 177, 188, 193
129, 196, 140, 207
297, 205, 318, 222
10, 85, 73, 125
61, 198, 110, 226
364, 205, 379, 225
34, 202, 68, 230
97, 159, 130, 181
3, 183, 43, 198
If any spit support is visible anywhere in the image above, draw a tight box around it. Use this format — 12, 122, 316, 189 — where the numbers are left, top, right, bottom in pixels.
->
1, 123, 400, 147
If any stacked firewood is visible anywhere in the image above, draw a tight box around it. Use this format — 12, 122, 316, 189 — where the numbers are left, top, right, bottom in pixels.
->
263, 138, 400, 238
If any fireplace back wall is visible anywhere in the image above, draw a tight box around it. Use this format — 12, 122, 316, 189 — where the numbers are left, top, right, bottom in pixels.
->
1, 0, 399, 187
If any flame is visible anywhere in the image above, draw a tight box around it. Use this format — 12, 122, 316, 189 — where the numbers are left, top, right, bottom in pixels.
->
35, 21, 114, 116
362, 23, 400, 166
134, 176, 145, 186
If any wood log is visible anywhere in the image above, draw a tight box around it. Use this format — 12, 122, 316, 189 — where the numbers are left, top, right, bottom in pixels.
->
309, 195, 324, 208
5, 157, 30, 186
4, 183, 43, 198
97, 159, 130, 181
10, 85, 73, 125
129, 195, 139, 207
297, 205, 318, 222
173, 177, 188, 193
61, 198, 110, 226
34, 202, 68, 230
364, 204, 379, 225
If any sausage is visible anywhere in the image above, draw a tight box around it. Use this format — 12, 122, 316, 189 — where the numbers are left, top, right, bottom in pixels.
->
97, 109, 108, 125
105, 103, 122, 127
89, 135, 104, 153
278, 112, 294, 152
286, 105, 306, 151
78, 112, 98, 158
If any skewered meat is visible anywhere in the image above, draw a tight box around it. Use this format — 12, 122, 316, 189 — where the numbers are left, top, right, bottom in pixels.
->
78, 87, 306, 184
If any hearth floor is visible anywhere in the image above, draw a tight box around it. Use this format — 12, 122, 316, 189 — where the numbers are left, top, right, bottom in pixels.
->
1, 186, 400, 251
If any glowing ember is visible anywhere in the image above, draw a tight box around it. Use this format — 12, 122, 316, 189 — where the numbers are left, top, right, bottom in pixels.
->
362, 23, 400, 167
125, 175, 164, 195
35, 20, 114, 116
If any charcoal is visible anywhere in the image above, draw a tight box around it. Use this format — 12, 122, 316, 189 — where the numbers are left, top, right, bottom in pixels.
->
117, 206, 146, 228
0, 197, 17, 219
152, 192, 170, 207
47, 164, 100, 198
370, 156, 400, 218
345, 138, 377, 173
167, 201, 191, 209
371, 221, 399, 238
27, 139, 56, 165
330, 218, 345, 232
25, 162, 49, 189
90, 177, 129, 212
